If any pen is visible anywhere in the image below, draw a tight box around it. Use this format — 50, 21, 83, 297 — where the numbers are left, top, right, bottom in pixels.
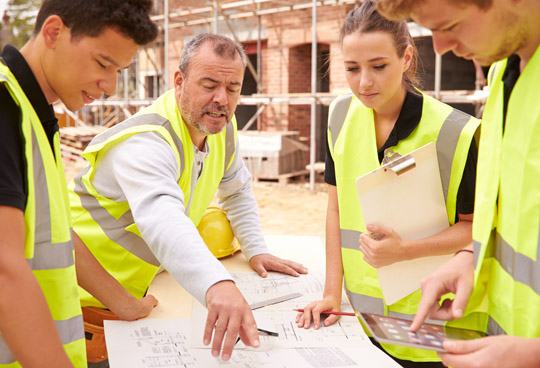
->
235, 328, 279, 345
293, 308, 357, 317
256, 327, 279, 337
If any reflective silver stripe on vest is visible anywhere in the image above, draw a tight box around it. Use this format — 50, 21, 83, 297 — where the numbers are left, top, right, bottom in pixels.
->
0, 112, 82, 364
29, 239, 75, 270
473, 229, 496, 267
476, 229, 540, 295
184, 157, 199, 216
346, 287, 445, 324
0, 338, 15, 364
341, 229, 362, 250
345, 284, 441, 323
488, 63, 499, 86
328, 94, 471, 206
345, 284, 385, 315
328, 94, 353, 149
0, 315, 84, 365
342, 232, 388, 316
74, 113, 190, 266
224, 121, 235, 173
473, 239, 481, 266
436, 109, 471, 202
32, 129, 53, 244
56, 314, 85, 344
89, 113, 185, 177
487, 316, 507, 335
29, 128, 75, 270
496, 231, 540, 295
342, 228, 444, 323
73, 165, 160, 266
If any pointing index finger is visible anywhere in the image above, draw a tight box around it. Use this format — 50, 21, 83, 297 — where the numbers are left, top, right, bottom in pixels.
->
411, 286, 439, 331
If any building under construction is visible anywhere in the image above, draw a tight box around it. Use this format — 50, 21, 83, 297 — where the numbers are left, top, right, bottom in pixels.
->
58, 0, 488, 188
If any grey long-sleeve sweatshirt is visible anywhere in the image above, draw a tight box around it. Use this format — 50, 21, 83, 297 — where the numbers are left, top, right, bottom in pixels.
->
90, 131, 269, 307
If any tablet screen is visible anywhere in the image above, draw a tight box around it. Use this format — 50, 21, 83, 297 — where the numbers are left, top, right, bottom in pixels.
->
359, 312, 485, 352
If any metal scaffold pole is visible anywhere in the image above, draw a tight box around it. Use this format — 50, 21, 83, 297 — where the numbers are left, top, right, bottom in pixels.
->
435, 53, 442, 100
309, 0, 317, 190
257, 3, 263, 130
164, 0, 169, 91
213, 1, 219, 33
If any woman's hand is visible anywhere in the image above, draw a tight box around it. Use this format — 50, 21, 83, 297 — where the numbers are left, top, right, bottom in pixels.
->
359, 224, 409, 268
295, 296, 342, 329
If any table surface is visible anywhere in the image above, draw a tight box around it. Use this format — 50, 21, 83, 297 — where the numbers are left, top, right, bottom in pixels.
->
133, 235, 402, 368
145, 235, 325, 319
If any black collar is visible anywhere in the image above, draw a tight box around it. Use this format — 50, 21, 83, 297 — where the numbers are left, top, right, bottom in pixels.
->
501, 54, 521, 131
502, 54, 521, 94
377, 90, 423, 162
1, 44, 58, 127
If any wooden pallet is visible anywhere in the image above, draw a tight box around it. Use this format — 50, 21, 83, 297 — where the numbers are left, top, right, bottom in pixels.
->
60, 125, 107, 148
253, 169, 310, 184
59, 125, 107, 161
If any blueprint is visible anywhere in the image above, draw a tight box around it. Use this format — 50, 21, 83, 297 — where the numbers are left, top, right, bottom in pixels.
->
230, 271, 325, 296
104, 318, 400, 368
105, 271, 403, 367
191, 304, 367, 350
229, 271, 351, 309
190, 271, 359, 350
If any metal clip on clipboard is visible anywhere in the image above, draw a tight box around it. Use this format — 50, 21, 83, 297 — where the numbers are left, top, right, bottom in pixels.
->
381, 148, 416, 176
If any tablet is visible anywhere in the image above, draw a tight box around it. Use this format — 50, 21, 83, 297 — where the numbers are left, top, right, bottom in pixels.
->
358, 312, 486, 352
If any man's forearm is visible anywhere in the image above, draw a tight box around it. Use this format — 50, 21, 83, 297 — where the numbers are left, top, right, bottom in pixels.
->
0, 264, 72, 367
74, 232, 152, 320
0, 207, 71, 367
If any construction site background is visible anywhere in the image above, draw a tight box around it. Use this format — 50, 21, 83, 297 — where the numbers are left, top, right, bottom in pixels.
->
4, 0, 486, 239
45, 1, 487, 182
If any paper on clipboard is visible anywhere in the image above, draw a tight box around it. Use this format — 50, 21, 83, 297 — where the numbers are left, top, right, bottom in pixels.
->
355, 142, 452, 305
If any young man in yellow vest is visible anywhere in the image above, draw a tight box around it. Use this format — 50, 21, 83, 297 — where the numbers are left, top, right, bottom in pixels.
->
376, 0, 540, 367
69, 33, 308, 362
0, 1, 157, 366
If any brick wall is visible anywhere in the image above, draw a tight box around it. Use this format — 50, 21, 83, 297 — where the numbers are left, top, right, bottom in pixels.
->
159, 4, 476, 159
259, 5, 353, 152
162, 5, 353, 160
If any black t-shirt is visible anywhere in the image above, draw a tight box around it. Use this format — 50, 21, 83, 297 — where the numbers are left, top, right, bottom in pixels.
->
502, 54, 521, 130
324, 91, 478, 216
0, 44, 59, 211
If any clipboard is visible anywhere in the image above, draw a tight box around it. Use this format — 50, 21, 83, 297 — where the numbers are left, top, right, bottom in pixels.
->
355, 142, 452, 305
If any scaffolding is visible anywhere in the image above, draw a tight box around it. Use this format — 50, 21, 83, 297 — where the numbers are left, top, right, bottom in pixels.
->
57, 0, 488, 190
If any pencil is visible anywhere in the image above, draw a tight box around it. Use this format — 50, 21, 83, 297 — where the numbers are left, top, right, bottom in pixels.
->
293, 308, 357, 317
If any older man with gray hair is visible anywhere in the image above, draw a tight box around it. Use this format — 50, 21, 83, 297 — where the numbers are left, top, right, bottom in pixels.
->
69, 33, 307, 361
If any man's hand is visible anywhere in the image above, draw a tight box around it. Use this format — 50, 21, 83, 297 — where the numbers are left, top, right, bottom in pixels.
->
249, 254, 308, 278
439, 336, 540, 368
204, 281, 260, 361
74, 233, 158, 321
359, 224, 409, 268
110, 294, 158, 321
296, 295, 341, 329
410, 251, 475, 331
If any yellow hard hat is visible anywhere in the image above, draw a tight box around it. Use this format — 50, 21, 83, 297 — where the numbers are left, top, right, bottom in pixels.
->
197, 207, 241, 259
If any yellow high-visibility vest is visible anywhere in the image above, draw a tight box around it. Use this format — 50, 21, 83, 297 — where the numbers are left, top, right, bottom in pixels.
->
328, 92, 486, 362
473, 45, 540, 337
69, 90, 237, 307
0, 63, 86, 367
